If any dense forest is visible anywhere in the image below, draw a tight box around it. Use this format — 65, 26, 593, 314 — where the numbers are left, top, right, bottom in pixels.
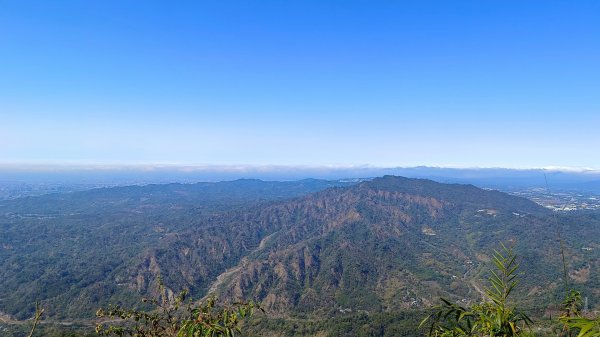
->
2, 176, 600, 336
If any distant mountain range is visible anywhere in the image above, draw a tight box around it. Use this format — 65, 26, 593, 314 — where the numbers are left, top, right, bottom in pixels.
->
1, 176, 600, 336
2, 166, 600, 196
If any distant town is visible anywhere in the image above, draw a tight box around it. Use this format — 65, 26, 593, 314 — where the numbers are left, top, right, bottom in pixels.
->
509, 188, 600, 211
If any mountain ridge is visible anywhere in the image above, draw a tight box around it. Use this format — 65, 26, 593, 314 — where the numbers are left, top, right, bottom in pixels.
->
2, 176, 599, 337
205, 176, 552, 318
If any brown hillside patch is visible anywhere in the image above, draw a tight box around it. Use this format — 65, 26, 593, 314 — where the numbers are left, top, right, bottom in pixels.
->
569, 265, 590, 283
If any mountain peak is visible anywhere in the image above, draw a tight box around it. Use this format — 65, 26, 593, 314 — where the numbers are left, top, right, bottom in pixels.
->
357, 175, 546, 215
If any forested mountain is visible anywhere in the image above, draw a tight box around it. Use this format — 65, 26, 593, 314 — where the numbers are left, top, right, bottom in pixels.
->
1, 176, 600, 336
207, 176, 600, 335
0, 178, 353, 320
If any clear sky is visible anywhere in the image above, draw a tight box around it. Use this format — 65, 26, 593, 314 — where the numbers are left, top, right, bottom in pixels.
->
1, 1, 599, 169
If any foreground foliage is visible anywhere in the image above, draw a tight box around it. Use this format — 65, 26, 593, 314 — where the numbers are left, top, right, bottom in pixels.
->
560, 289, 600, 337
27, 303, 44, 337
561, 316, 600, 337
421, 243, 533, 336
95, 285, 261, 337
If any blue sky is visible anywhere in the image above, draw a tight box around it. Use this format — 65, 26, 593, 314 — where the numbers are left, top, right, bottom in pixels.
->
1, 1, 599, 168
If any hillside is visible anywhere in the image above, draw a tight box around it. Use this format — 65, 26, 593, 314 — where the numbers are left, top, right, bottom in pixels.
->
0, 178, 353, 319
214, 176, 549, 311
1, 176, 600, 336
206, 177, 600, 335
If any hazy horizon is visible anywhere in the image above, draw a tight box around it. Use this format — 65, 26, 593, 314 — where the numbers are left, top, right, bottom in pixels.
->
2, 162, 600, 173
2, 164, 600, 189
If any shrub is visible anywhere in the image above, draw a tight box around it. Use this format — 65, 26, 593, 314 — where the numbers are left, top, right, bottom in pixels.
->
95, 283, 261, 337
420, 243, 533, 337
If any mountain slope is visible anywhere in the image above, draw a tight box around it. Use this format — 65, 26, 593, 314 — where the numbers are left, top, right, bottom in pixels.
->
0, 179, 353, 319
2, 175, 600, 337
198, 176, 597, 331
